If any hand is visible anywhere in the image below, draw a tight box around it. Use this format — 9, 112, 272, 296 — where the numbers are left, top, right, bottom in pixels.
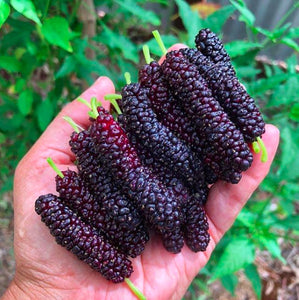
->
3, 47, 279, 300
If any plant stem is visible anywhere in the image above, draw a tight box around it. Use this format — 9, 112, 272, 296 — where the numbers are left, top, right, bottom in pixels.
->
104, 94, 122, 115
77, 97, 92, 109
142, 45, 153, 64
90, 97, 100, 119
124, 72, 131, 85
47, 158, 64, 178
257, 137, 268, 163
152, 30, 167, 55
125, 278, 146, 300
252, 141, 260, 153
63, 116, 83, 133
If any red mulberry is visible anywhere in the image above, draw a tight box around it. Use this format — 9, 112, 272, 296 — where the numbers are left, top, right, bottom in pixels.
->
89, 107, 184, 253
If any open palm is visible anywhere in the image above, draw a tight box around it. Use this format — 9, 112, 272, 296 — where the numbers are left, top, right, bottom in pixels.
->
5, 49, 279, 300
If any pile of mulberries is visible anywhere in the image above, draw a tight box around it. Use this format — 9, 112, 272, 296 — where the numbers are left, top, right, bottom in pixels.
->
35, 28, 265, 285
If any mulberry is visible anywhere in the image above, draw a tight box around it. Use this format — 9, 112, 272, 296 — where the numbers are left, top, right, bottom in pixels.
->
35, 194, 133, 283
56, 170, 149, 258
161, 50, 253, 183
89, 107, 184, 253
120, 82, 205, 189
195, 28, 234, 73
70, 130, 144, 231
181, 48, 265, 142
138, 60, 218, 184
183, 196, 210, 252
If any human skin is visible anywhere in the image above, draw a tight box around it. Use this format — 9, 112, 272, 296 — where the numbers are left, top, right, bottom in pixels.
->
2, 45, 279, 300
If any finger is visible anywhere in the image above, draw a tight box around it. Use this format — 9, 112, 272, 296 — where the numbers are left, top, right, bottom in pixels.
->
206, 124, 280, 242
158, 43, 188, 64
27, 76, 115, 162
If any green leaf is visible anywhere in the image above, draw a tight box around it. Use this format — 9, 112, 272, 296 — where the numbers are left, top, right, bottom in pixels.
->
0, 131, 6, 144
210, 238, 255, 281
279, 126, 299, 180
245, 264, 261, 299
225, 40, 261, 58
286, 27, 299, 39
280, 37, 299, 52
37, 98, 54, 131
18, 89, 33, 116
55, 56, 76, 78
230, 0, 255, 27
146, 34, 180, 56
175, 0, 204, 46
268, 75, 299, 107
10, 0, 41, 26
0, 0, 10, 29
273, 215, 299, 231
41, 17, 73, 52
0, 55, 21, 72
260, 236, 286, 264
247, 73, 289, 96
204, 5, 236, 34
220, 274, 238, 296
115, 0, 160, 26
96, 25, 139, 63
290, 103, 299, 122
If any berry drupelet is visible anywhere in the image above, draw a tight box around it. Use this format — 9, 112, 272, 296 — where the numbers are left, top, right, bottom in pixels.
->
35, 193, 133, 283
56, 170, 149, 258
162, 50, 253, 184
89, 106, 184, 253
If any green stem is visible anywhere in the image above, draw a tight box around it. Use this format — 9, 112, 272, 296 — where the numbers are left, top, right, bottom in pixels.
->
77, 97, 92, 109
104, 94, 122, 115
142, 45, 153, 64
252, 141, 260, 153
47, 158, 64, 178
257, 137, 268, 163
124, 72, 131, 85
152, 30, 167, 55
63, 116, 83, 133
125, 278, 147, 300
89, 97, 100, 119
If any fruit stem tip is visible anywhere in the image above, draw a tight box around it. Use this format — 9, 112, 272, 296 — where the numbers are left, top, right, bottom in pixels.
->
257, 137, 268, 163
104, 94, 122, 115
152, 30, 167, 55
125, 278, 146, 300
124, 72, 131, 85
47, 157, 64, 178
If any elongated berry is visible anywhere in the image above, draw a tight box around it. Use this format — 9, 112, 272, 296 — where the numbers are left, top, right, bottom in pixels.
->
181, 48, 265, 142
35, 194, 133, 283
162, 50, 253, 183
138, 60, 218, 184
121, 82, 205, 189
89, 107, 184, 253
195, 28, 234, 73
183, 196, 210, 252
70, 130, 143, 231
56, 170, 149, 258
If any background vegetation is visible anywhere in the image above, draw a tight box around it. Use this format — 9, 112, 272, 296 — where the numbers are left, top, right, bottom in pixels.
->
0, 0, 298, 298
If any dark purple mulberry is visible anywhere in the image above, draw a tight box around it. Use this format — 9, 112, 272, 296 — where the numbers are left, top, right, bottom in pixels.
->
161, 50, 253, 183
120, 83, 205, 189
70, 130, 144, 231
88, 107, 184, 253
35, 194, 133, 283
183, 196, 210, 252
56, 170, 149, 258
181, 48, 265, 142
138, 61, 218, 184
195, 28, 234, 73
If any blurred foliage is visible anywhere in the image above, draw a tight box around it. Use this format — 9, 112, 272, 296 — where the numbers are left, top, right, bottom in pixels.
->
0, 0, 298, 299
